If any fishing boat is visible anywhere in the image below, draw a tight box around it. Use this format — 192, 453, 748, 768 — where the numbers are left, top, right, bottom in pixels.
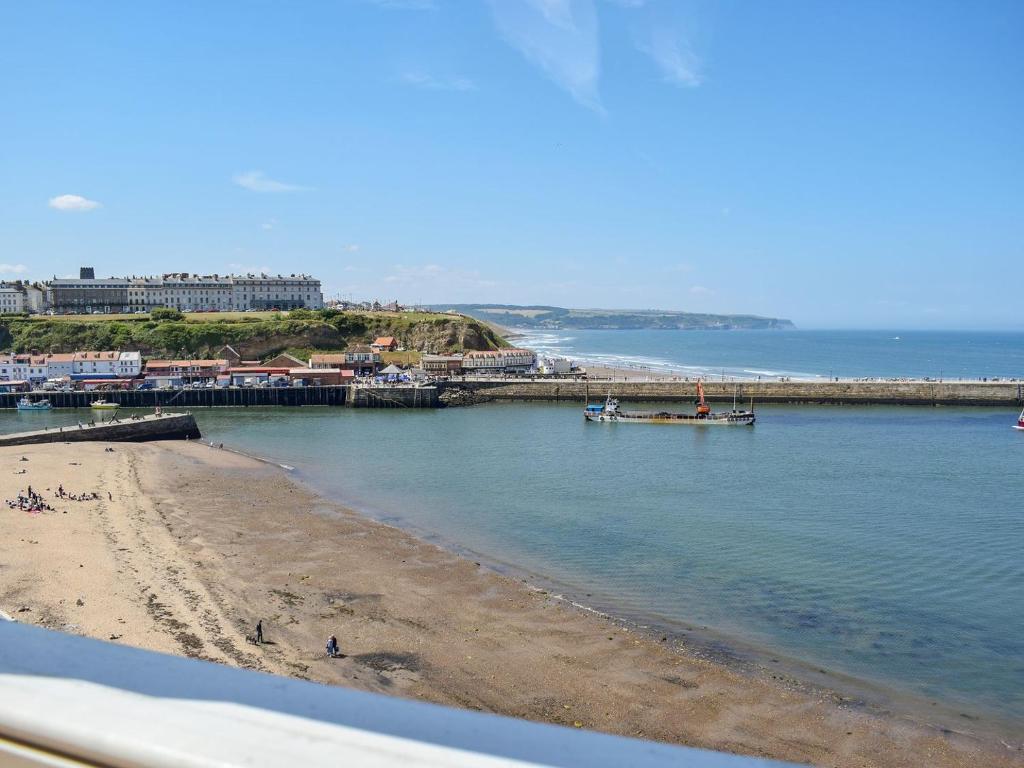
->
90, 400, 119, 410
1014, 407, 1024, 431
16, 397, 52, 411
584, 380, 755, 426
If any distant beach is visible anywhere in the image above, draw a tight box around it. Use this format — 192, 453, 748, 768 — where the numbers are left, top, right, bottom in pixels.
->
2, 441, 1020, 767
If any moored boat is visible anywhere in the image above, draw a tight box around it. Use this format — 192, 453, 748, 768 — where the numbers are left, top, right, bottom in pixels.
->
584, 380, 755, 426
16, 397, 52, 411
90, 399, 120, 410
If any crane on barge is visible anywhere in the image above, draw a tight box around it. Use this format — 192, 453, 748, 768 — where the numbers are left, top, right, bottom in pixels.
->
695, 379, 711, 417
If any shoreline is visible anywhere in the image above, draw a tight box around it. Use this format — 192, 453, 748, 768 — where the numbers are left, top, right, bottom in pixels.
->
1, 441, 1020, 767
287, 463, 1020, 744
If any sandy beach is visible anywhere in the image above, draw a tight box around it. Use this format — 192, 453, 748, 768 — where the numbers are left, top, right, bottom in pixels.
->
2, 441, 1020, 767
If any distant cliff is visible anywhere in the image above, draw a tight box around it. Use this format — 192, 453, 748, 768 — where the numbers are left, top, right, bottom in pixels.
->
0, 310, 507, 358
430, 305, 795, 331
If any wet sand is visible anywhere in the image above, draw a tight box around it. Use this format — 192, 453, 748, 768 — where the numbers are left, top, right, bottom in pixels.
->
1, 441, 1020, 767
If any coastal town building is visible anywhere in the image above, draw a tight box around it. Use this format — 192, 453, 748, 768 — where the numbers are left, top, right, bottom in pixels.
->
43, 353, 76, 378
0, 285, 27, 314
144, 359, 229, 384
310, 347, 382, 376
287, 367, 348, 386
264, 353, 307, 369
46, 267, 323, 314
421, 354, 464, 375
371, 336, 398, 352
72, 351, 142, 378
461, 349, 536, 373
0, 282, 44, 314
537, 356, 573, 375
0, 355, 48, 382
0, 350, 141, 382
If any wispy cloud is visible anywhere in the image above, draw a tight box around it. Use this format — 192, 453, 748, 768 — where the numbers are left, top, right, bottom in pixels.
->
233, 171, 309, 193
638, 25, 703, 87
489, 0, 603, 112
0, 263, 29, 274
399, 71, 477, 91
48, 194, 101, 211
342, 244, 361, 253
689, 285, 713, 295
363, 0, 436, 8
261, 218, 278, 231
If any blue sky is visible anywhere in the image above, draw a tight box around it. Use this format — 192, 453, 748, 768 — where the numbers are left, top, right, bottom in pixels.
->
1, 0, 1021, 329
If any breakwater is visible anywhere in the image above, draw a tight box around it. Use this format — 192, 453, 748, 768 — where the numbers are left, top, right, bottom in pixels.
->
0, 412, 200, 446
441, 379, 1024, 407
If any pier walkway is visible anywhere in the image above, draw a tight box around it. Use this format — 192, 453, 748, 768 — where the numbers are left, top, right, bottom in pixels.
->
0, 412, 200, 446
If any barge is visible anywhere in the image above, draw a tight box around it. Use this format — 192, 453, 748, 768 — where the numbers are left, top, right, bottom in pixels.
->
585, 380, 755, 426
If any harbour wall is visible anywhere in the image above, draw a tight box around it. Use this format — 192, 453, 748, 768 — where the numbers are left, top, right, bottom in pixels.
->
0, 385, 439, 410
345, 386, 438, 408
0, 413, 201, 447
440, 380, 1024, 407
0, 386, 349, 410
2, 381, 1020, 409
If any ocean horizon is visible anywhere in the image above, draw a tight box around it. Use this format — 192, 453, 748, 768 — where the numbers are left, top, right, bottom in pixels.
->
513, 328, 1024, 382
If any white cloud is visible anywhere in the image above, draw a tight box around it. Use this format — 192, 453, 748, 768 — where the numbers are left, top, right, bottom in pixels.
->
48, 194, 101, 211
261, 218, 278, 231
489, 0, 603, 112
637, 24, 703, 87
0, 263, 29, 274
400, 72, 477, 91
342, 244, 361, 253
233, 171, 309, 193
689, 285, 713, 295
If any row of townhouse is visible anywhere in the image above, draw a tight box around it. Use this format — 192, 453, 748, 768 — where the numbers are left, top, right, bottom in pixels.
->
0, 351, 142, 382
44, 268, 324, 314
460, 349, 536, 373
142, 357, 348, 388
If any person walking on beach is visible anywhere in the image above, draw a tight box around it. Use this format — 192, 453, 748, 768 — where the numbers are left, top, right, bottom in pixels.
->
326, 635, 339, 658
255, 620, 263, 644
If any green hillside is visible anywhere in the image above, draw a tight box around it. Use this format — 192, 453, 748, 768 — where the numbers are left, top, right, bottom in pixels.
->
0, 309, 507, 359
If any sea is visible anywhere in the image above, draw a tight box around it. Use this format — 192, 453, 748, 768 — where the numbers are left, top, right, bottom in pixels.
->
3, 329, 1022, 734
514, 328, 1024, 381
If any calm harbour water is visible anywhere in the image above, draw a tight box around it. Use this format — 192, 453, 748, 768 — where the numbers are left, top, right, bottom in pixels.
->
3, 330, 1022, 731
5, 401, 1022, 729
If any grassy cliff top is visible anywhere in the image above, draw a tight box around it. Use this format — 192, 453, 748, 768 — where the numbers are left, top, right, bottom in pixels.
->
0, 309, 507, 360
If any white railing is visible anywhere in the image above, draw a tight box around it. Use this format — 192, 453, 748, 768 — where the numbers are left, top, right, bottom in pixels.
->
0, 620, 793, 768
